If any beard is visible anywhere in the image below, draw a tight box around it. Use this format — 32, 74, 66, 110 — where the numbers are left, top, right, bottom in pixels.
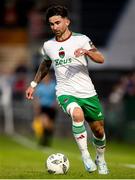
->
54, 31, 62, 36
54, 28, 67, 37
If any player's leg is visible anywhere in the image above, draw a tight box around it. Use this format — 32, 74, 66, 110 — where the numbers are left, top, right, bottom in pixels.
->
39, 107, 56, 146
89, 120, 109, 174
66, 102, 96, 172
57, 95, 96, 172
81, 95, 109, 174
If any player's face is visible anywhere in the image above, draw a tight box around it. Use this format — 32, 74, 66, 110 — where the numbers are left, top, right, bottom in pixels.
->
49, 15, 70, 37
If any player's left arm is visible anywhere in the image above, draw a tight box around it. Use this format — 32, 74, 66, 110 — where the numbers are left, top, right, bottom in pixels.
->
74, 45, 104, 64
85, 45, 104, 63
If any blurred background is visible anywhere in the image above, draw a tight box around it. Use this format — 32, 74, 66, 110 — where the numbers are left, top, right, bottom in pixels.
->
0, 0, 135, 145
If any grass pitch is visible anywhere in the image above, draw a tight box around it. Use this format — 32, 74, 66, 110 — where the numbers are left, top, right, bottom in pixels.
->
0, 134, 135, 179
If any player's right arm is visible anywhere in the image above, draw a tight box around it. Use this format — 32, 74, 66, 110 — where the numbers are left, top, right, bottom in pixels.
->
26, 60, 52, 100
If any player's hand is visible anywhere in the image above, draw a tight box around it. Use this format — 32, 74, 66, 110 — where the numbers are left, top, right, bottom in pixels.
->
74, 48, 88, 57
25, 86, 35, 100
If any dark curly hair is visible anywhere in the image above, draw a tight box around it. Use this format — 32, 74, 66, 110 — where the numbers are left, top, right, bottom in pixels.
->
45, 5, 68, 23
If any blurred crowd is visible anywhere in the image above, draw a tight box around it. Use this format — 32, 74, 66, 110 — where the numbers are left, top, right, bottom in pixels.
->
0, 0, 135, 144
0, 0, 44, 27
0, 0, 49, 44
106, 72, 135, 141
0, 0, 57, 145
0, 60, 57, 145
108, 72, 135, 121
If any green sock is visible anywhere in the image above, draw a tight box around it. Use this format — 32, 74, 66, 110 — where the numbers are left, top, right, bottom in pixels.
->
93, 134, 106, 162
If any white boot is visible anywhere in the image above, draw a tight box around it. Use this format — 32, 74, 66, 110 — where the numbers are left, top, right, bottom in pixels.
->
82, 152, 97, 172
95, 157, 109, 174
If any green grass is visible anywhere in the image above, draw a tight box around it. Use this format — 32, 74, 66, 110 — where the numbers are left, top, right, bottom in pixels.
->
0, 134, 135, 179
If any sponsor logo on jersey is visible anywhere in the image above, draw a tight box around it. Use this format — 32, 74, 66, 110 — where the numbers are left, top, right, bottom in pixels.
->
54, 58, 72, 66
54, 47, 72, 66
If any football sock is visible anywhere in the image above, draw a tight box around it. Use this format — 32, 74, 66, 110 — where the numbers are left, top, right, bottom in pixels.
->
72, 121, 90, 157
93, 134, 106, 162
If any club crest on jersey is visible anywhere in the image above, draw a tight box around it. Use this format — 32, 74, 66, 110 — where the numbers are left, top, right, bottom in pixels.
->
59, 47, 65, 59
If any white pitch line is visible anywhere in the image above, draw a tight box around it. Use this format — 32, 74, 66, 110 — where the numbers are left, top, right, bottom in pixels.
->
122, 163, 135, 169
11, 133, 55, 152
11, 133, 80, 160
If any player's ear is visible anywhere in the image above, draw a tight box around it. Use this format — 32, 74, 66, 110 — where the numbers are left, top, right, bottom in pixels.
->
65, 18, 70, 26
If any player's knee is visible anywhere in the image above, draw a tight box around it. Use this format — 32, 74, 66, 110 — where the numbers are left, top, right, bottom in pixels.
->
94, 126, 104, 139
66, 102, 84, 122
72, 107, 84, 122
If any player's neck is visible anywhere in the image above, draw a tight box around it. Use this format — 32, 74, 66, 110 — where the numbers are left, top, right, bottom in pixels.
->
56, 29, 72, 42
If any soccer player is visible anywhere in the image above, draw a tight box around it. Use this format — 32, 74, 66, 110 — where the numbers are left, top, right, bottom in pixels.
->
32, 72, 56, 146
26, 5, 109, 174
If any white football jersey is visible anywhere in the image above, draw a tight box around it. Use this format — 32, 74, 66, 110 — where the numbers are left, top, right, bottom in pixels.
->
41, 32, 97, 98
